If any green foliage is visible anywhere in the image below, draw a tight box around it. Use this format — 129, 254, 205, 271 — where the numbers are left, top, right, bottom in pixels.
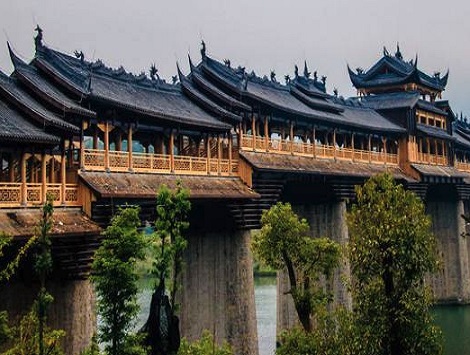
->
91, 206, 146, 355
276, 307, 357, 355
178, 331, 232, 355
151, 181, 191, 309
347, 173, 443, 355
1, 303, 65, 355
252, 202, 341, 332
0, 311, 11, 346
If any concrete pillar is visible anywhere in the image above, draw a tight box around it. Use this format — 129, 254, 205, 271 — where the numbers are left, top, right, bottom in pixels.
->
179, 229, 258, 355
427, 199, 470, 303
0, 278, 95, 355
277, 201, 352, 334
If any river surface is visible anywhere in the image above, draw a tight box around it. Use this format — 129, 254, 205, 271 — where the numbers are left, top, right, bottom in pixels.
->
136, 277, 470, 355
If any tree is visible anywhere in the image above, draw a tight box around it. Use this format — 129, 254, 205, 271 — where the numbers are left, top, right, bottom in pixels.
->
347, 173, 442, 355
252, 202, 341, 332
177, 330, 232, 355
91, 206, 146, 355
141, 181, 191, 355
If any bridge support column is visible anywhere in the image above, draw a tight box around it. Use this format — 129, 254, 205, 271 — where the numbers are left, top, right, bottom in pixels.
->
179, 229, 258, 355
277, 201, 352, 333
427, 199, 470, 303
0, 278, 95, 355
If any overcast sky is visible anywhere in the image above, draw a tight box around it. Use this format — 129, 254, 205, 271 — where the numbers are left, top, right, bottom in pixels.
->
1, 0, 469, 114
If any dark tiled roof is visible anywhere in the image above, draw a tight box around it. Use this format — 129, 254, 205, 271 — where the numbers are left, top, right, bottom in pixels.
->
0, 98, 60, 144
0, 208, 101, 238
453, 130, 470, 149
416, 100, 448, 116
348, 50, 448, 92
79, 171, 259, 199
359, 91, 420, 110
411, 164, 467, 178
35, 45, 231, 131
240, 151, 413, 180
9, 45, 95, 118
416, 123, 454, 141
0, 71, 79, 134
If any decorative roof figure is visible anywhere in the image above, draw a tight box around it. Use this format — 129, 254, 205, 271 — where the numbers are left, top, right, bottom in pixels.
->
321, 76, 327, 85
270, 70, 276, 82
333, 88, 338, 97
224, 59, 231, 68
294, 65, 299, 78
34, 25, 43, 49
149, 64, 159, 81
74, 50, 85, 62
395, 43, 403, 60
284, 75, 290, 84
313, 71, 318, 81
303, 61, 311, 79
200, 40, 206, 58
172, 75, 178, 85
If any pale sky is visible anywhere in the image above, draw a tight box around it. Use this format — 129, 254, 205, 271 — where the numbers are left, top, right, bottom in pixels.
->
1, 0, 469, 114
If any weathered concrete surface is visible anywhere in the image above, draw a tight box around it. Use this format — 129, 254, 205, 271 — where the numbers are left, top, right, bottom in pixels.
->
179, 229, 258, 355
277, 201, 352, 334
427, 200, 470, 303
0, 278, 95, 355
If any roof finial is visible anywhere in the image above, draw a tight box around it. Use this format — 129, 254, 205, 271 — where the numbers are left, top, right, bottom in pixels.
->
74, 50, 85, 62
383, 46, 390, 57
414, 54, 418, 68
34, 25, 43, 49
270, 70, 276, 82
333, 88, 338, 97
303, 61, 311, 79
200, 40, 206, 58
395, 42, 403, 60
294, 65, 299, 78
321, 75, 327, 85
313, 71, 318, 81
224, 59, 231, 68
284, 75, 290, 84
172, 75, 178, 85
149, 63, 159, 81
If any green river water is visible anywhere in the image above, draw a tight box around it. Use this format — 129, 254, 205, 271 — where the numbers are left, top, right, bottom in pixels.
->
136, 277, 470, 355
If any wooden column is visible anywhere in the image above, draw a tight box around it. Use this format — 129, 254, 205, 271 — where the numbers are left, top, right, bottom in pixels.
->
368, 134, 372, 163
9, 155, 15, 182
170, 130, 175, 173
217, 135, 222, 174
382, 137, 387, 164
228, 133, 233, 175
238, 122, 242, 149
312, 126, 316, 158
93, 129, 98, 150
251, 115, 256, 150
41, 152, 47, 203
128, 125, 133, 171
21, 153, 27, 205
104, 121, 110, 171
49, 157, 55, 184
61, 146, 66, 205
116, 131, 122, 151
333, 129, 337, 159
264, 117, 269, 151
289, 121, 294, 153
206, 134, 211, 174
351, 133, 355, 162
80, 121, 85, 169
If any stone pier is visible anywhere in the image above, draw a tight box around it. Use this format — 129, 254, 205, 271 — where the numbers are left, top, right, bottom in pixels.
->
179, 229, 258, 355
427, 197, 470, 303
277, 201, 352, 334
0, 278, 95, 355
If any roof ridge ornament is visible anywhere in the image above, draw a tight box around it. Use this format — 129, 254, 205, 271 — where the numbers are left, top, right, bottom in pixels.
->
200, 40, 206, 58
34, 25, 43, 49
395, 42, 403, 60
149, 63, 159, 81
294, 65, 299, 78
383, 46, 390, 57
270, 70, 276, 82
303, 61, 311, 79
74, 50, 85, 62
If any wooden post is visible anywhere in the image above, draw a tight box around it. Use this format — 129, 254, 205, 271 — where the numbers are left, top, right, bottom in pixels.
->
21, 153, 27, 205
333, 129, 337, 159
9, 155, 14, 182
251, 115, 256, 150
93, 129, 98, 150
351, 133, 355, 162
104, 121, 110, 171
312, 126, 316, 158
80, 121, 85, 169
382, 137, 387, 164
128, 125, 133, 171
368, 134, 372, 163
238, 122, 242, 149
170, 130, 175, 173
228, 132, 233, 175
41, 152, 47, 203
426, 138, 431, 163
264, 117, 269, 151
290, 121, 294, 153
217, 135, 222, 174
49, 157, 55, 184
206, 134, 211, 174
61, 147, 66, 205
116, 131, 122, 151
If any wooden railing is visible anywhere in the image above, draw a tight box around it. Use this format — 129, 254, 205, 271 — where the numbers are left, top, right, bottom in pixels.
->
415, 152, 448, 166
0, 183, 80, 208
83, 149, 235, 176
454, 161, 470, 173
240, 134, 399, 165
